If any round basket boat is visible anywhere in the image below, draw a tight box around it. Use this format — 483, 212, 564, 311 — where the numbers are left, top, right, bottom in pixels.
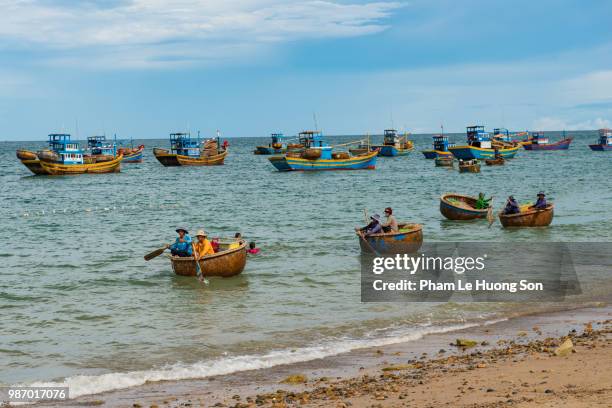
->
357, 223, 423, 254
170, 239, 247, 277
440, 193, 490, 220
499, 204, 554, 228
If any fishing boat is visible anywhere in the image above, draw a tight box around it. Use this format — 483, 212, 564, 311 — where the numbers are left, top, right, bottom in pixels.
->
422, 134, 454, 159
485, 157, 505, 166
439, 193, 490, 220
499, 204, 554, 227
449, 126, 520, 159
117, 139, 145, 163
348, 136, 377, 156
374, 129, 413, 156
357, 223, 423, 254
523, 132, 572, 151
154, 132, 227, 166
458, 159, 480, 173
84, 136, 117, 163
268, 131, 378, 171
493, 128, 531, 145
589, 128, 612, 151
254, 133, 290, 155
434, 156, 454, 167
16, 133, 122, 175
169, 240, 247, 277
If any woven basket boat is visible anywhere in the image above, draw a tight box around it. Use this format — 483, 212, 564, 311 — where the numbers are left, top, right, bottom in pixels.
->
170, 239, 247, 277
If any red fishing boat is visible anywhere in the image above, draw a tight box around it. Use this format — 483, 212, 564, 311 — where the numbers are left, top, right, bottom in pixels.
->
523, 132, 572, 151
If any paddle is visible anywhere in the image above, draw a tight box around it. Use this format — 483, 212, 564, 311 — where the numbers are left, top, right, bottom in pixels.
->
359, 208, 380, 256
193, 242, 210, 286
144, 245, 169, 261
487, 196, 495, 228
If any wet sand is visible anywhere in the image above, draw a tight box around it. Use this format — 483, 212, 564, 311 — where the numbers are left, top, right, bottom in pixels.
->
31, 305, 611, 408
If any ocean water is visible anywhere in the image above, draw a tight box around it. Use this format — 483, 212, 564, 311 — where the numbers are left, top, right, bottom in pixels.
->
0, 131, 610, 397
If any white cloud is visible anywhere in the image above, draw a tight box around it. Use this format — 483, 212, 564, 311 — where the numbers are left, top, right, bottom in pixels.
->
532, 117, 611, 131
0, 0, 401, 68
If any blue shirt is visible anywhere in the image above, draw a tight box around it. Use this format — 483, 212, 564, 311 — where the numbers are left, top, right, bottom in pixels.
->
534, 197, 547, 209
367, 223, 383, 234
170, 234, 193, 255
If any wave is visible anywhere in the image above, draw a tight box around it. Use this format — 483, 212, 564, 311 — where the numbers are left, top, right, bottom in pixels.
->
22, 318, 505, 400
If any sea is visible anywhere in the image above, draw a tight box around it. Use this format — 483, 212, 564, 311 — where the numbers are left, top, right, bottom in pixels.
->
0, 130, 610, 398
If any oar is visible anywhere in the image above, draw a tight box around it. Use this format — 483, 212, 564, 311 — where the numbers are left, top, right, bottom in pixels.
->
193, 243, 210, 286
144, 245, 169, 261
487, 196, 495, 228
195, 257, 210, 286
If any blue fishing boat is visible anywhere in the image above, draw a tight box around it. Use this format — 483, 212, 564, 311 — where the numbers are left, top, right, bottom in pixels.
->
16, 133, 122, 175
86, 136, 117, 161
374, 129, 413, 156
449, 125, 520, 160
422, 134, 454, 159
117, 138, 145, 163
268, 131, 378, 172
589, 128, 612, 151
153, 132, 227, 166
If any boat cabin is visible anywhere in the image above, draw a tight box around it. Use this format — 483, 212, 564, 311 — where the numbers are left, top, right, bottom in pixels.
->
432, 135, 454, 151
383, 129, 400, 145
493, 128, 512, 142
170, 132, 200, 157
298, 130, 332, 159
466, 126, 491, 149
48, 133, 84, 164
270, 133, 284, 147
530, 131, 549, 145
87, 135, 116, 156
598, 128, 612, 145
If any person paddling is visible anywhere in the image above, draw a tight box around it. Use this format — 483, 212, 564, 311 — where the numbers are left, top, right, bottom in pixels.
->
475, 192, 492, 209
193, 230, 214, 259
169, 227, 193, 257
531, 191, 548, 210
503, 196, 520, 215
359, 214, 383, 236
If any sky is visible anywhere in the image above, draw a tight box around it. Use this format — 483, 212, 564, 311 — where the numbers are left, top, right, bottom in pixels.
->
1, 0, 612, 140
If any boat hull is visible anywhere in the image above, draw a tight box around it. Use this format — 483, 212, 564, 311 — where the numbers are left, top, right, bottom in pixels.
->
434, 157, 454, 167
34, 154, 123, 175
170, 240, 247, 277
523, 138, 572, 151
499, 205, 554, 227
357, 224, 423, 254
440, 193, 489, 220
270, 151, 378, 171
589, 144, 612, 151
378, 145, 412, 157
422, 150, 451, 159
449, 145, 520, 160
154, 148, 227, 166
121, 146, 145, 163
254, 146, 285, 155
458, 162, 480, 173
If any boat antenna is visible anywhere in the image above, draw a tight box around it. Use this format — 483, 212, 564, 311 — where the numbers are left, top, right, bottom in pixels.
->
390, 109, 395, 130
313, 112, 319, 131
441, 123, 444, 136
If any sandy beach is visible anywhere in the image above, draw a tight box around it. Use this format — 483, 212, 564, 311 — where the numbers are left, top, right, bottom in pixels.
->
31, 305, 610, 408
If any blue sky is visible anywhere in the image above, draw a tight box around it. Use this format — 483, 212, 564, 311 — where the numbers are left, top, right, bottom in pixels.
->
1, 0, 612, 140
